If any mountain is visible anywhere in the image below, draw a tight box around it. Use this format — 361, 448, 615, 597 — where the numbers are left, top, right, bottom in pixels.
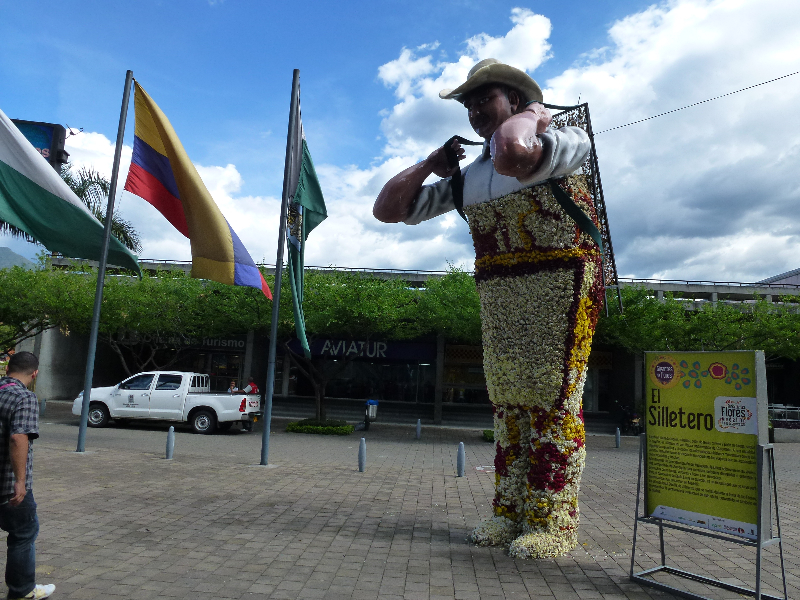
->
0, 247, 35, 270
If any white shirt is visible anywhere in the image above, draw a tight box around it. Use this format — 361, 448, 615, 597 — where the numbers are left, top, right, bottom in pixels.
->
404, 126, 591, 225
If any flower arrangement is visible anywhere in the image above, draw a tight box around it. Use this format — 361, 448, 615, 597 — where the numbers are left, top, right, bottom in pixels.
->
465, 175, 603, 558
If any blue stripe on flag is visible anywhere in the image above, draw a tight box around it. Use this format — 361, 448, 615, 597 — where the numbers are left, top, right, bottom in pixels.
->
131, 136, 181, 199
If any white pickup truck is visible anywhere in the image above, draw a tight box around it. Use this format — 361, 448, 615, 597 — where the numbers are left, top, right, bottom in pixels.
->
72, 371, 262, 434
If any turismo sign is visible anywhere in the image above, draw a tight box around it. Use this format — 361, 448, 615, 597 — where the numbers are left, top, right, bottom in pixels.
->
644, 351, 766, 540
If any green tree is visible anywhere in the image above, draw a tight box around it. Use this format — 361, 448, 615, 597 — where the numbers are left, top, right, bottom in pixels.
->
282, 269, 424, 420
0, 267, 57, 352
60, 164, 142, 253
595, 285, 800, 360
0, 262, 273, 373
0, 264, 94, 353
416, 266, 482, 344
93, 270, 271, 375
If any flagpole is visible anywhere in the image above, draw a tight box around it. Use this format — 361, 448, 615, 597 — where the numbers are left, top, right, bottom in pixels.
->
76, 69, 133, 453
260, 69, 300, 466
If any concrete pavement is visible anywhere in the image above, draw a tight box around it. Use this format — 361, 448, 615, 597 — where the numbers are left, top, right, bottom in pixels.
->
3, 405, 797, 599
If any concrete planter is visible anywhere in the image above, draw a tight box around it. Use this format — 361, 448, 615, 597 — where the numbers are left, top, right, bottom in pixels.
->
773, 428, 800, 443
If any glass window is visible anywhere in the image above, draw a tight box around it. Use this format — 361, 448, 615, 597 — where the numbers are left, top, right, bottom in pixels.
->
156, 374, 183, 390
208, 353, 243, 391
443, 386, 490, 404
120, 374, 155, 390
292, 360, 437, 403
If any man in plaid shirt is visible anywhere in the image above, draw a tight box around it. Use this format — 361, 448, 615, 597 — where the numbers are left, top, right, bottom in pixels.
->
0, 352, 55, 600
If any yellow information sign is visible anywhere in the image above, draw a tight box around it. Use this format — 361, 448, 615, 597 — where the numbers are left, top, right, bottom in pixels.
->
644, 351, 764, 540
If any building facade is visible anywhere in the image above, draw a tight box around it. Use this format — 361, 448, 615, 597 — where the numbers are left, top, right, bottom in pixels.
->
21, 259, 800, 427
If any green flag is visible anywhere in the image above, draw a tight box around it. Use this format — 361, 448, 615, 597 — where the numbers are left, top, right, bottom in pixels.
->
0, 107, 141, 274
287, 119, 327, 359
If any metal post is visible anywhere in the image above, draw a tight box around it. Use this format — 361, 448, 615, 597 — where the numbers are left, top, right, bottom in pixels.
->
629, 433, 645, 579
416, 418, 421, 440
457, 442, 465, 477
76, 69, 133, 453
358, 437, 366, 472
433, 333, 444, 425
615, 427, 620, 448
756, 444, 765, 600
260, 69, 300, 466
770, 448, 788, 600
165, 426, 175, 460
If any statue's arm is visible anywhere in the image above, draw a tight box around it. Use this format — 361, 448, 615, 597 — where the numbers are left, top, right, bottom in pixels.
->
490, 102, 552, 179
373, 140, 465, 223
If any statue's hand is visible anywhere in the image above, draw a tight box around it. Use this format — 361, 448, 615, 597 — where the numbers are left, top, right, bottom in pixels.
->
427, 139, 466, 178
491, 104, 552, 178
525, 102, 552, 134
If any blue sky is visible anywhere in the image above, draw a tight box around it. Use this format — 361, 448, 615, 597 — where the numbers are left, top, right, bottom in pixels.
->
2, 0, 800, 281
2, 0, 641, 188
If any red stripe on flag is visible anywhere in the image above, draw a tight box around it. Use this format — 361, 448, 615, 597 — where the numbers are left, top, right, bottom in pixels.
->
124, 163, 190, 237
259, 271, 273, 300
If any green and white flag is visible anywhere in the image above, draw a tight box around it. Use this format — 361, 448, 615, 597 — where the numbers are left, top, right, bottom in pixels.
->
0, 107, 140, 274
286, 107, 327, 359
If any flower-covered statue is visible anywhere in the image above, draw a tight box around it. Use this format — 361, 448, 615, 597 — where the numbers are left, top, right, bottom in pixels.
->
373, 59, 603, 558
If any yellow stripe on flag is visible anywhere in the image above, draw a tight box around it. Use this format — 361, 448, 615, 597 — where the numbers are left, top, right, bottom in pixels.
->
133, 93, 169, 157
132, 81, 234, 265
191, 256, 235, 285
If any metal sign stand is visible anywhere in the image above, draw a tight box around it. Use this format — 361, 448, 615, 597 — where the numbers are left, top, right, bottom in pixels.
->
629, 434, 788, 600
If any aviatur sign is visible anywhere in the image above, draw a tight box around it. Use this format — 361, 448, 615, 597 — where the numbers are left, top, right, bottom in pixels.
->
287, 338, 436, 362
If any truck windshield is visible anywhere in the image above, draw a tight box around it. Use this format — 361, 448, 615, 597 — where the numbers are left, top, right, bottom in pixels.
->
120, 374, 155, 390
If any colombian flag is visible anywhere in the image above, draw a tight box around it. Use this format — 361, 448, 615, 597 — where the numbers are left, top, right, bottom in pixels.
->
123, 81, 271, 298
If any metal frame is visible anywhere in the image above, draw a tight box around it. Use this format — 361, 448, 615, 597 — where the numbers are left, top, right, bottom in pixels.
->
630, 434, 787, 600
550, 103, 623, 315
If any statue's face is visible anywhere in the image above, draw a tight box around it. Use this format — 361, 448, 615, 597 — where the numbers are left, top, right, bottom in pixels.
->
463, 84, 518, 139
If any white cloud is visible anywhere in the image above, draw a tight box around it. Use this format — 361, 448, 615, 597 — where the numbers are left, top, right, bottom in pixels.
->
44, 9, 558, 273
543, 0, 800, 281
377, 49, 438, 99
62, 133, 282, 264
376, 8, 551, 160
465, 8, 552, 72
345, 0, 800, 281
47, 1, 800, 283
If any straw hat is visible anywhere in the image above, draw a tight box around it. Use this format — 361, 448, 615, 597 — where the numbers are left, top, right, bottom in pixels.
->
439, 58, 543, 104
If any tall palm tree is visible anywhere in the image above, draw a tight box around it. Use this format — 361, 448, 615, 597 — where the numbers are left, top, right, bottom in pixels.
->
60, 164, 142, 253
0, 163, 142, 254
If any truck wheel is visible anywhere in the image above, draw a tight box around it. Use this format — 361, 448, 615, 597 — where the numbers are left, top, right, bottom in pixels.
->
217, 422, 233, 432
191, 410, 217, 434
87, 403, 109, 428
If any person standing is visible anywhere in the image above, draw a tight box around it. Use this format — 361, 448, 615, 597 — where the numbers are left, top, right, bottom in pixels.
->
0, 351, 55, 599
240, 377, 259, 431
242, 376, 259, 396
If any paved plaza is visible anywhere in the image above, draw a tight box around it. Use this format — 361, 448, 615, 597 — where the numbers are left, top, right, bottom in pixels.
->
2, 403, 797, 600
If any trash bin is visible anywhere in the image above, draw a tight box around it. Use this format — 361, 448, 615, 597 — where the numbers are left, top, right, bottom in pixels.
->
364, 400, 379, 431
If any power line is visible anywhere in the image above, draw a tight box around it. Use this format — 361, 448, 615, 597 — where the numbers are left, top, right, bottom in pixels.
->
594, 70, 800, 135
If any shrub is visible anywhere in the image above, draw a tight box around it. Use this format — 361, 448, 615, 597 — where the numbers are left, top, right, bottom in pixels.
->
482, 429, 494, 442
286, 418, 354, 436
